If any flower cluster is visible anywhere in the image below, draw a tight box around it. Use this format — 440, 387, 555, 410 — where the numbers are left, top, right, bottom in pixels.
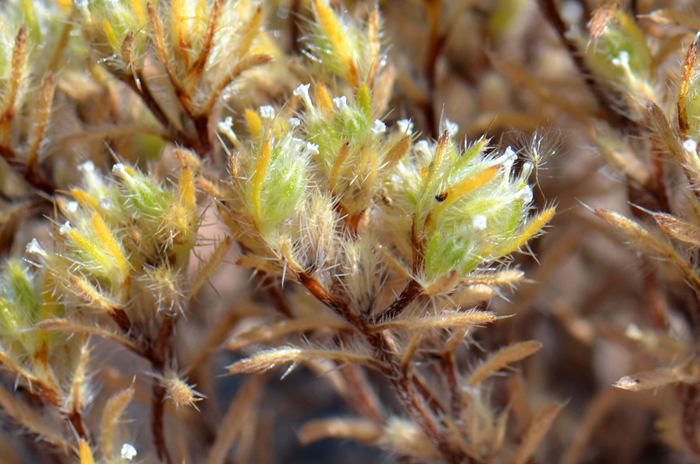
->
0, 1, 561, 463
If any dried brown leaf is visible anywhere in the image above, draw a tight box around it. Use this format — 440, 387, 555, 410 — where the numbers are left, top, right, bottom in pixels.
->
614, 365, 700, 391
207, 374, 266, 464
227, 317, 352, 350
653, 212, 700, 247
679, 31, 700, 134
593, 207, 700, 288
298, 418, 382, 445
190, 236, 233, 298
36, 318, 140, 353
507, 403, 564, 464
468, 341, 543, 387
0, 383, 70, 448
63, 339, 90, 417
100, 386, 135, 459
647, 9, 700, 30
226, 346, 376, 375
373, 309, 498, 331
462, 269, 525, 287
589, 0, 618, 39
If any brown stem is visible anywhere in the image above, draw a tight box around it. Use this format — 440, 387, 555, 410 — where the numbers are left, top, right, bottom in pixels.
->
412, 373, 447, 415
298, 272, 460, 463
152, 381, 172, 464
149, 316, 177, 464
67, 409, 88, 439
0, 144, 56, 195
681, 383, 700, 457
441, 352, 461, 418
649, 150, 671, 214
373, 279, 423, 322
289, 0, 303, 54
337, 362, 386, 424
122, 72, 192, 150
367, 331, 461, 464
110, 309, 132, 334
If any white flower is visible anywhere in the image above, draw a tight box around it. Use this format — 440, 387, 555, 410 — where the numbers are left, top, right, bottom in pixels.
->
684, 138, 698, 154
259, 105, 275, 119
333, 96, 348, 110
59, 221, 72, 235
217, 116, 238, 144
397, 119, 414, 135
78, 160, 95, 173
371, 119, 386, 134
294, 83, 313, 109
112, 163, 127, 177
515, 186, 533, 203
445, 118, 459, 137
25, 238, 46, 257
66, 201, 79, 213
305, 142, 320, 156
121, 443, 137, 460
472, 215, 487, 230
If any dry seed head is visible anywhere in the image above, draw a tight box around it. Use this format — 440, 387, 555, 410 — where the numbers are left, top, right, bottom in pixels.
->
162, 370, 204, 410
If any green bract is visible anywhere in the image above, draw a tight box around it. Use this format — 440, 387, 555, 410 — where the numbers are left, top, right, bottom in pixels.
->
583, 9, 652, 91
385, 126, 552, 291
241, 119, 313, 241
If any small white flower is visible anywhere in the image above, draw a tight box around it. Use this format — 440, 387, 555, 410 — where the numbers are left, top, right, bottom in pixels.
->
294, 83, 313, 109
472, 215, 487, 230
493, 146, 517, 167
612, 50, 630, 69
415, 140, 431, 157
371, 119, 386, 134
289, 117, 301, 128
333, 96, 348, 110
120, 443, 137, 460
59, 221, 72, 235
78, 160, 95, 173
684, 138, 698, 154
66, 201, 79, 213
112, 163, 127, 177
445, 118, 459, 137
217, 117, 238, 144
397, 119, 414, 135
259, 105, 275, 119
305, 142, 320, 156
515, 186, 533, 203
26, 238, 46, 257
